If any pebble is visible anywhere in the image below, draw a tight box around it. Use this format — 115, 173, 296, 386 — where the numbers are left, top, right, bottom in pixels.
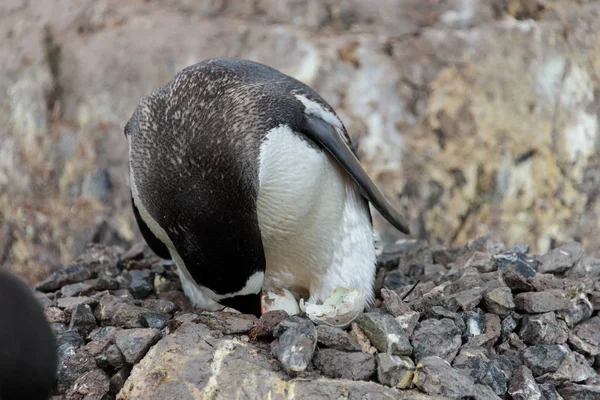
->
193, 311, 257, 334
380, 288, 411, 317
519, 312, 569, 345
312, 348, 376, 381
537, 242, 584, 274
356, 312, 412, 356
115, 328, 162, 364
376, 353, 415, 388
483, 287, 515, 316
109, 367, 131, 396
140, 298, 177, 314
452, 346, 508, 395
68, 303, 97, 336
316, 325, 361, 352
57, 296, 97, 309
514, 290, 570, 313
36, 264, 95, 292
271, 315, 317, 374
394, 311, 420, 337
522, 344, 570, 376
112, 303, 154, 328
128, 269, 154, 299
558, 383, 600, 400
64, 369, 110, 400
248, 310, 289, 339
412, 318, 461, 362
507, 366, 542, 400
140, 311, 170, 330
413, 356, 475, 398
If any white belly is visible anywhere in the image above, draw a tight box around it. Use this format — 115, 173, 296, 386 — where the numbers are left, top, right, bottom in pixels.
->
257, 125, 377, 303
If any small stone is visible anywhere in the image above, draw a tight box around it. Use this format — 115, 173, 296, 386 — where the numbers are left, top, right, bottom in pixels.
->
413, 356, 475, 398
522, 344, 570, 376
34, 292, 53, 307
395, 311, 420, 337
350, 322, 377, 354
558, 300, 593, 328
411, 318, 461, 362
538, 350, 596, 384
104, 344, 127, 369
377, 239, 433, 270
452, 346, 508, 396
272, 315, 317, 374
463, 251, 497, 273
193, 312, 257, 334
128, 269, 154, 299
537, 242, 583, 274
45, 306, 67, 323
61, 280, 97, 297
376, 353, 415, 389
316, 325, 361, 352
519, 312, 569, 345
93, 294, 129, 322
467, 313, 501, 347
65, 369, 110, 400
248, 310, 289, 339
140, 298, 177, 314
68, 303, 97, 336
35, 264, 95, 292
87, 326, 121, 342
558, 383, 600, 400
140, 312, 170, 330
56, 350, 97, 393
507, 366, 542, 400
356, 312, 412, 356
495, 252, 539, 276
461, 309, 487, 340
514, 290, 570, 313
539, 383, 563, 400
312, 348, 376, 381
483, 287, 515, 316
112, 303, 153, 328
589, 292, 600, 310
500, 313, 519, 341
446, 287, 485, 311
57, 296, 97, 309
109, 367, 131, 396
380, 288, 411, 316
115, 328, 162, 364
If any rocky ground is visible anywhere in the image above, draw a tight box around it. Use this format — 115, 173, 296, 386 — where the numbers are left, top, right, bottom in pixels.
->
34, 235, 599, 399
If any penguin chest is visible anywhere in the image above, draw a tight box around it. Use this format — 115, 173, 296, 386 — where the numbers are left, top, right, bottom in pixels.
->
256, 125, 376, 301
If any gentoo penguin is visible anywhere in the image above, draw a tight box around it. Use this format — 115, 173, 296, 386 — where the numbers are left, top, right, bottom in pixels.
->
126, 58, 410, 317
0, 269, 57, 400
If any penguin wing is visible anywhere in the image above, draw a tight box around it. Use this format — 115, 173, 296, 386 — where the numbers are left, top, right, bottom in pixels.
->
301, 114, 411, 235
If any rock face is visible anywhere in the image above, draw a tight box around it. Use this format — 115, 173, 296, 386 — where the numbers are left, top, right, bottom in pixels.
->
2, 1, 600, 285
30, 237, 600, 399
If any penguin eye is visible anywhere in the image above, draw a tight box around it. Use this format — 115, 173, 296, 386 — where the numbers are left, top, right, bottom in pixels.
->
124, 121, 132, 137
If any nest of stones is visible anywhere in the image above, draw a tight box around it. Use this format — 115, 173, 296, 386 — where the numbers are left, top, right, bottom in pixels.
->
36, 236, 600, 399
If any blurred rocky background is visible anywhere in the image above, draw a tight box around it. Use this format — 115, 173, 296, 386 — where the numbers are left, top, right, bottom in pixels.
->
1, 0, 599, 284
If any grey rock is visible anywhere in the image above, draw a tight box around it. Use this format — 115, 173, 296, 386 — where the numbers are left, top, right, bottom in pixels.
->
380, 288, 411, 316
568, 316, 600, 356
35, 264, 95, 292
483, 287, 515, 316
413, 356, 475, 398
461, 309, 487, 340
446, 287, 485, 311
538, 350, 596, 385
462, 251, 497, 273
467, 313, 501, 347
539, 383, 564, 400
376, 353, 415, 388
316, 325, 361, 352
589, 292, 600, 310
508, 366, 542, 400
558, 300, 594, 328
452, 346, 508, 395
57, 296, 97, 309
495, 252, 539, 276
412, 318, 461, 362
471, 383, 503, 400
93, 294, 130, 322
115, 328, 162, 364
272, 315, 317, 374
522, 344, 570, 376
61, 280, 97, 297
45, 306, 67, 323
356, 312, 412, 356
395, 311, 421, 337
313, 348, 376, 381
68, 303, 97, 336
519, 312, 569, 345
128, 269, 154, 299
378, 239, 433, 270
514, 290, 570, 313
87, 326, 121, 342
537, 242, 584, 274
109, 367, 131, 396
140, 298, 177, 314
104, 344, 127, 369
500, 313, 519, 341
193, 311, 257, 334
248, 310, 289, 339
56, 349, 97, 393
558, 383, 600, 400
112, 303, 154, 328
65, 369, 110, 400
140, 311, 170, 330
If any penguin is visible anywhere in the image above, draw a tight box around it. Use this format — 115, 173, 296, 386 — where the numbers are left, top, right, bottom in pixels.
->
0, 269, 57, 400
126, 58, 410, 317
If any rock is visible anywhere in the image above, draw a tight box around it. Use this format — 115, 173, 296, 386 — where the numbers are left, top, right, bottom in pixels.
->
395, 311, 420, 337
467, 313, 501, 347
350, 322, 377, 354
112, 303, 154, 329
56, 349, 97, 393
128, 269, 154, 299
248, 310, 289, 339
57, 296, 97, 309
118, 321, 401, 399
514, 290, 570, 313
61, 280, 97, 297
538, 349, 596, 385
519, 312, 569, 345
461, 309, 487, 339
313, 348, 376, 381
483, 287, 515, 316
376, 353, 415, 389
380, 288, 411, 316
413, 356, 475, 398
109, 367, 131, 396
94, 294, 130, 322
521, 344, 570, 376
140, 311, 170, 330
272, 315, 317, 374
446, 287, 485, 311
88, 326, 121, 342
496, 252, 537, 291
500, 313, 519, 341
140, 299, 177, 314
35, 264, 95, 292
452, 346, 508, 396
65, 369, 110, 400
539, 383, 564, 400
537, 242, 584, 274
558, 383, 600, 400
356, 312, 412, 356
507, 366, 542, 400
462, 251, 497, 273
193, 311, 257, 334
412, 318, 461, 362
316, 325, 361, 352
45, 306, 67, 323
377, 239, 433, 270
86, 339, 126, 370
568, 316, 600, 356
115, 328, 162, 364
558, 300, 594, 328
68, 303, 97, 336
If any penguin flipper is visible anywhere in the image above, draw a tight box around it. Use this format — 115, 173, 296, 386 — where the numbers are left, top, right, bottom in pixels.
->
301, 114, 411, 235
131, 194, 173, 260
